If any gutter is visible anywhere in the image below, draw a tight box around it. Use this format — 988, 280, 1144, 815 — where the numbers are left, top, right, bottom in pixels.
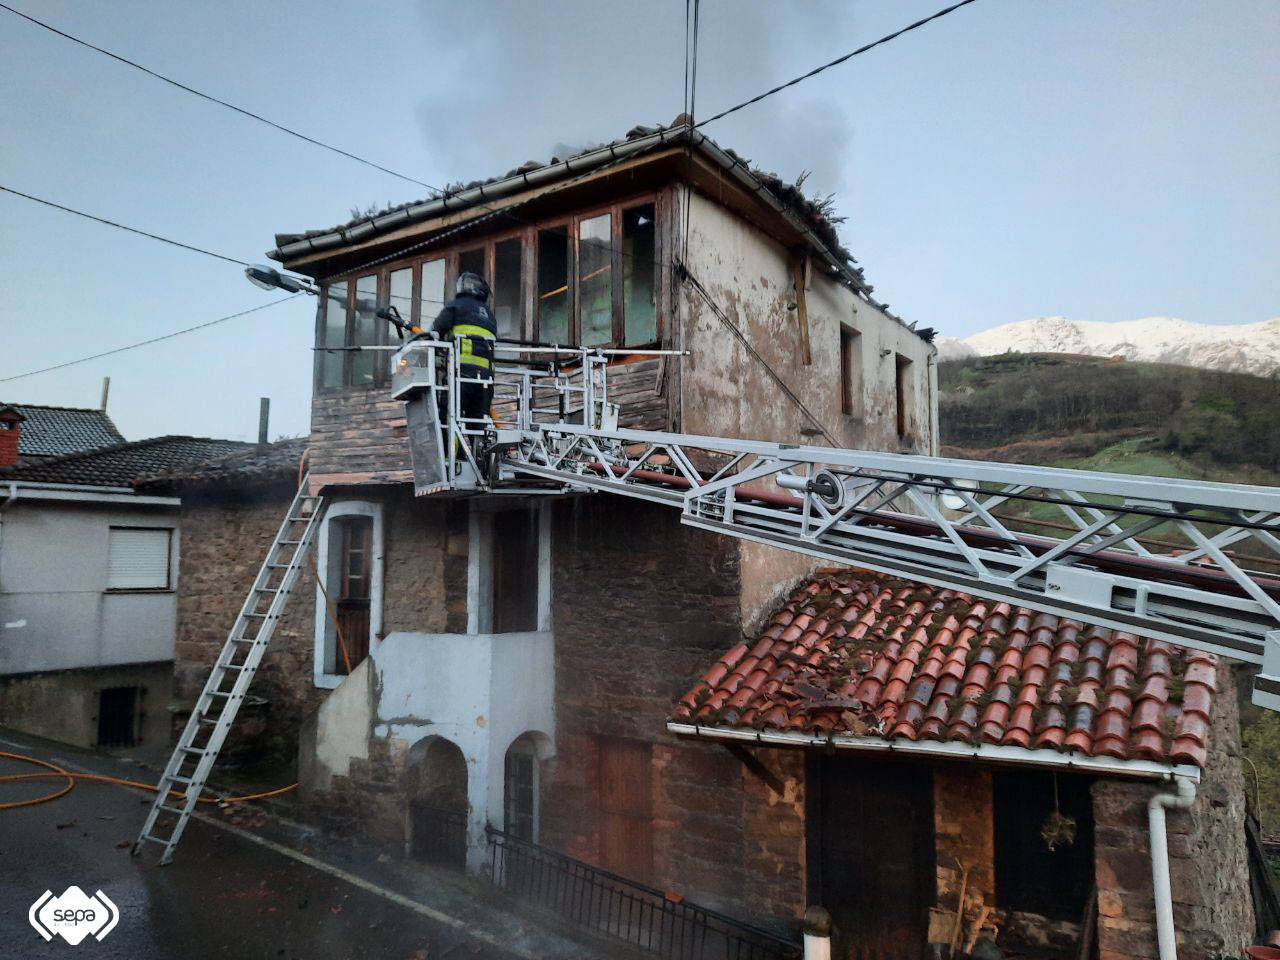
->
1148, 776, 1197, 960
0, 481, 179, 507
665, 721, 1203, 783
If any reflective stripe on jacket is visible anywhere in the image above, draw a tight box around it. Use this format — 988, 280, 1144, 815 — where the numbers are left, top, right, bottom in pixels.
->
430, 293, 497, 374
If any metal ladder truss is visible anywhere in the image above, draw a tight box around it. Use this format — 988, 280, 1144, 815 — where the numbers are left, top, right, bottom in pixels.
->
505, 422, 1280, 689
133, 480, 326, 864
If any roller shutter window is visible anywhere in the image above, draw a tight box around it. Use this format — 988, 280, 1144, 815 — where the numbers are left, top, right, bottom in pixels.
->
107, 527, 172, 590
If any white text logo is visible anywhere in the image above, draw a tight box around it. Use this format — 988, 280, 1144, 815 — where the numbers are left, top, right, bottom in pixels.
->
29, 887, 119, 945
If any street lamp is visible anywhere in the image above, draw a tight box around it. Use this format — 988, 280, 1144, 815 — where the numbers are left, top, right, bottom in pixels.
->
244, 264, 317, 295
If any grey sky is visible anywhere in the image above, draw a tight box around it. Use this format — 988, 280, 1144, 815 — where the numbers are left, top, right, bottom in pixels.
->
1, 0, 1276, 443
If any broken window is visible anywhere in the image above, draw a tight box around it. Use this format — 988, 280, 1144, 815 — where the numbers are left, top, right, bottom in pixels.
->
320, 281, 347, 389
895, 353, 914, 439
491, 506, 539, 633
840, 325, 862, 416
623, 204, 657, 344
419, 257, 446, 326
493, 237, 523, 341
459, 247, 486, 281
351, 275, 381, 387
578, 213, 613, 345
537, 227, 571, 343
993, 771, 1094, 922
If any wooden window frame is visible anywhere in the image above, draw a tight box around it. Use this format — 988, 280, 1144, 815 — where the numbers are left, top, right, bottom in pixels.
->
315, 189, 666, 380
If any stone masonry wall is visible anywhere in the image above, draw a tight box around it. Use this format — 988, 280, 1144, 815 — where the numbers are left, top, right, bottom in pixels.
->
541, 494, 808, 927
174, 484, 320, 764
1092, 664, 1253, 960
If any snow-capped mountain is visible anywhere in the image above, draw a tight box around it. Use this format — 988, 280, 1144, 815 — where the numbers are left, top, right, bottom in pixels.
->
936, 316, 1280, 376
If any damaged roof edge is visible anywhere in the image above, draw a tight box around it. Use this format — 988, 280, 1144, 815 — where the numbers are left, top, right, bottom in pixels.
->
269, 125, 928, 343
665, 722, 1203, 782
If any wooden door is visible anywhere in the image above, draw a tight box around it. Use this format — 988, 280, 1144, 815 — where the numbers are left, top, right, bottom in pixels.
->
597, 738, 653, 883
809, 755, 935, 960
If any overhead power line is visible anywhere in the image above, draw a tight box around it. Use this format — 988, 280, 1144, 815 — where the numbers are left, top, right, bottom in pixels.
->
0, 1, 435, 191
0, 295, 301, 383
693, 0, 979, 130
0, 185, 249, 266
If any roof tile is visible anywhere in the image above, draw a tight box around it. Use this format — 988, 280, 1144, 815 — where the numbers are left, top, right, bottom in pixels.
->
671, 569, 1218, 769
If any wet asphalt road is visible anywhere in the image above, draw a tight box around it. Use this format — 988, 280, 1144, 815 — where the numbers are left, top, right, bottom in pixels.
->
0, 731, 513, 960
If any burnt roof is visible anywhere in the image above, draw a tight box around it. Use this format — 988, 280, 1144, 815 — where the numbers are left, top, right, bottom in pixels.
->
0, 436, 253, 488
1, 402, 125, 458
135, 437, 308, 493
268, 120, 929, 340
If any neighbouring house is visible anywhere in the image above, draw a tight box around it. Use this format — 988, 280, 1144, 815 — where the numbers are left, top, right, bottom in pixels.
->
668, 568, 1253, 960
0, 400, 125, 467
134, 438, 318, 765
0, 427, 250, 749
160, 118, 1255, 959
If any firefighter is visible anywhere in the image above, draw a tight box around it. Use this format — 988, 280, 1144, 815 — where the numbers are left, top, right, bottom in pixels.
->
430, 271, 496, 436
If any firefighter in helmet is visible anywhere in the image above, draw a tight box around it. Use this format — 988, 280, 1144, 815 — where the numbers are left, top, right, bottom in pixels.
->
430, 271, 496, 436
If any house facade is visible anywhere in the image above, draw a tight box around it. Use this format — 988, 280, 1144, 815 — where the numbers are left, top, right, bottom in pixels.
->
0, 424, 249, 749
158, 120, 1253, 958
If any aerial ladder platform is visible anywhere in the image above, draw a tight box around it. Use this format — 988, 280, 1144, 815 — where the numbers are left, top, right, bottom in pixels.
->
136, 335, 1280, 863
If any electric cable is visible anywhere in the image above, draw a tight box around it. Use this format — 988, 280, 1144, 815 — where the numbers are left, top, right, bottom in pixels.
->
677, 258, 838, 446
0, 294, 301, 383
0, 2, 435, 192
0, 184, 249, 266
693, 0, 979, 131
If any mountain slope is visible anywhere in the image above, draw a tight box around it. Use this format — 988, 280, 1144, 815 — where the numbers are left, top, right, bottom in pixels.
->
936, 316, 1280, 376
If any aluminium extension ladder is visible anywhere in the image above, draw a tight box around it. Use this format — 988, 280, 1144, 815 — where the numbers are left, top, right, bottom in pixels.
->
133, 480, 326, 864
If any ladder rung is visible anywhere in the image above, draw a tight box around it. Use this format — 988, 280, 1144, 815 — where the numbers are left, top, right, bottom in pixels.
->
138, 834, 169, 846
281, 539, 303, 545
243, 612, 268, 618
177, 746, 206, 755
158, 803, 187, 816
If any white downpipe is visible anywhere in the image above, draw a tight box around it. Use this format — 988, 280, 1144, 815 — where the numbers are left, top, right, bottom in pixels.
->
1148, 775, 1197, 960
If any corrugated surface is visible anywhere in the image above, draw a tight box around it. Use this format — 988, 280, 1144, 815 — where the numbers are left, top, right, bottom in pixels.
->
672, 569, 1215, 767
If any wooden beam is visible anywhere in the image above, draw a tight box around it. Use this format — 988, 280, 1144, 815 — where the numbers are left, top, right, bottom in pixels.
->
722, 742, 786, 796
792, 252, 811, 365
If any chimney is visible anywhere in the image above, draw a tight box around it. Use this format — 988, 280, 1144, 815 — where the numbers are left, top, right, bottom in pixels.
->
100, 376, 111, 412
257, 397, 270, 445
0, 407, 24, 468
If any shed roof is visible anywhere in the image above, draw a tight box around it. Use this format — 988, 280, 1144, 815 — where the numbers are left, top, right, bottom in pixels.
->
672, 569, 1216, 770
135, 437, 307, 492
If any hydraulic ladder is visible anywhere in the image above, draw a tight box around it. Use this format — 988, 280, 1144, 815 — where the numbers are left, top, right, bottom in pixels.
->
133, 480, 325, 864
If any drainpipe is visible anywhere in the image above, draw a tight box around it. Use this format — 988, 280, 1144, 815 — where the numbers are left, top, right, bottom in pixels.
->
802, 906, 832, 960
1148, 775, 1196, 960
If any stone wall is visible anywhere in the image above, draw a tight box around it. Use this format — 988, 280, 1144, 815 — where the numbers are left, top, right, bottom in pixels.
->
934, 767, 995, 918
1092, 664, 1253, 960
173, 483, 320, 764
539, 494, 807, 927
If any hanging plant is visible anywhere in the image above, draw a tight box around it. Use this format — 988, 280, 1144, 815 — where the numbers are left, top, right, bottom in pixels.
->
1041, 809, 1077, 851
1041, 773, 1077, 851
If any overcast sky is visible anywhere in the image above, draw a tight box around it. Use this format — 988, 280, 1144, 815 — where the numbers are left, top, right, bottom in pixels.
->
1, 0, 1277, 442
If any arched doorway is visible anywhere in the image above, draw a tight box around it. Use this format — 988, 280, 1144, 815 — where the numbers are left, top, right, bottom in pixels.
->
406, 736, 468, 869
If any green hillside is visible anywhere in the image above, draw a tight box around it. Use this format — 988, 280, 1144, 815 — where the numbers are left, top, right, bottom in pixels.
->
939, 352, 1280, 827
940, 352, 1280, 480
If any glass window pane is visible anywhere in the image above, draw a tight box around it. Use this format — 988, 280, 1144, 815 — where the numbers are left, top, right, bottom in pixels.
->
623, 204, 657, 344
389, 268, 412, 331
459, 247, 486, 281
351, 275, 379, 386
321, 281, 347, 388
494, 238, 523, 341
420, 258, 446, 325
578, 213, 612, 345
537, 229, 570, 344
